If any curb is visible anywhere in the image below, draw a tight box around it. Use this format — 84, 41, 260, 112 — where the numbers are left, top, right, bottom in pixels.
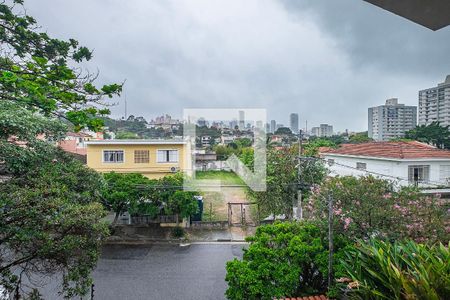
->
104, 238, 247, 245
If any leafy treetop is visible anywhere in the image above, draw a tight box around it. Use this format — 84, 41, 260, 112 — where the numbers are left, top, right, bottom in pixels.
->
0, 0, 122, 131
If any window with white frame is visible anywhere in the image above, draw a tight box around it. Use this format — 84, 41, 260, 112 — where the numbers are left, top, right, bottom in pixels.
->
103, 150, 124, 163
157, 150, 178, 163
439, 165, 450, 182
408, 165, 430, 184
134, 150, 150, 163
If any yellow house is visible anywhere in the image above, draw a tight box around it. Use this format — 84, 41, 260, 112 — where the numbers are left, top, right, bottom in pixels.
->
86, 139, 192, 179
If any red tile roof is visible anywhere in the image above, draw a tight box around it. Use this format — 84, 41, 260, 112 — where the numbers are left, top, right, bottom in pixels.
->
66, 131, 93, 138
320, 141, 450, 159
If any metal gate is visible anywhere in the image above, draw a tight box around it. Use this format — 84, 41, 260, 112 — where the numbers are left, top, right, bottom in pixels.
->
227, 202, 259, 226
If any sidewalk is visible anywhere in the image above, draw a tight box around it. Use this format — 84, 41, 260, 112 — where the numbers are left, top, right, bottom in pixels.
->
186, 226, 256, 242
106, 225, 256, 244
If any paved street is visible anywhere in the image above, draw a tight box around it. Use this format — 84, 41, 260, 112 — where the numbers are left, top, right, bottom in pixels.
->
40, 243, 245, 300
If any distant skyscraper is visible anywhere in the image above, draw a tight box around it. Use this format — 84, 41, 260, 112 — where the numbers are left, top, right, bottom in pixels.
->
238, 110, 245, 130
311, 124, 333, 137
368, 98, 417, 141
197, 117, 207, 127
290, 113, 299, 134
270, 120, 276, 133
419, 75, 450, 126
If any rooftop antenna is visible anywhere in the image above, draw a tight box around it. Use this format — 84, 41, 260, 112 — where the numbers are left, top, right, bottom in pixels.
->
124, 95, 127, 120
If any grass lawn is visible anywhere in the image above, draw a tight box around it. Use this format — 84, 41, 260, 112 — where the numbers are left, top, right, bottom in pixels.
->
195, 170, 245, 185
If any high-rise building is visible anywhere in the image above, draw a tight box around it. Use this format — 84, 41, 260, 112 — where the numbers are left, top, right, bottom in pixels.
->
311, 124, 333, 137
418, 75, 450, 126
290, 113, 299, 134
368, 98, 417, 141
270, 120, 276, 133
238, 110, 245, 130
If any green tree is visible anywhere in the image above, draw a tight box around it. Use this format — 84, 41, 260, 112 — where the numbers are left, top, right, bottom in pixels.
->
165, 190, 198, 226
235, 137, 252, 148
405, 121, 450, 149
115, 130, 140, 139
0, 1, 122, 131
0, 144, 109, 298
102, 172, 155, 224
248, 146, 326, 218
0, 1, 121, 297
303, 138, 337, 157
348, 131, 373, 144
225, 222, 352, 299
274, 127, 292, 135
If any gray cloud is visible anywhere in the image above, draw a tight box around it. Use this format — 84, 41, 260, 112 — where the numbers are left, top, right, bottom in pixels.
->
24, 0, 450, 132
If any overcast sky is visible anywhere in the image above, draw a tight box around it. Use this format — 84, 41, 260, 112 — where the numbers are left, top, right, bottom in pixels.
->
26, 0, 450, 132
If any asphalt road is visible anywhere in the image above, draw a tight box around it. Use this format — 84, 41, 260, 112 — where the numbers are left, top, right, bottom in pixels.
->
39, 243, 245, 300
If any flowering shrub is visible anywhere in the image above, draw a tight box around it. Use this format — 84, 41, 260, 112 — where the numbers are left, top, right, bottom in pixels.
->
306, 176, 449, 243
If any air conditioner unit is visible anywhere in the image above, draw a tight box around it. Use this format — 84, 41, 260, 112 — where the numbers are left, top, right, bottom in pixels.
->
170, 166, 179, 173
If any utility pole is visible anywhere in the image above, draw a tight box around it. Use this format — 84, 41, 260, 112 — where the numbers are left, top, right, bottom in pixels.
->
124, 96, 127, 120
327, 193, 334, 290
296, 129, 303, 220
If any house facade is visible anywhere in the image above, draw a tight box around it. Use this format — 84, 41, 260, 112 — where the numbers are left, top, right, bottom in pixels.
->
86, 139, 192, 179
320, 141, 450, 187
58, 131, 95, 155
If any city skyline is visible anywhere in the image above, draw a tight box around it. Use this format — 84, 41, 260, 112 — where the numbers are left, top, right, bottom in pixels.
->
25, 0, 450, 132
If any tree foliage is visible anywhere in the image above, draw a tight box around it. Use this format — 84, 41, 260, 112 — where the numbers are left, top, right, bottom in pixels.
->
0, 0, 122, 131
0, 146, 109, 298
348, 131, 373, 144
0, 1, 122, 297
225, 222, 352, 299
306, 176, 449, 243
102, 172, 199, 225
248, 146, 326, 219
405, 121, 450, 149
274, 127, 292, 135
303, 138, 337, 157
339, 239, 450, 300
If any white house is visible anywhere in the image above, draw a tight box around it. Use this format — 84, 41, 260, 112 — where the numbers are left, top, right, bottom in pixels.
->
320, 141, 450, 187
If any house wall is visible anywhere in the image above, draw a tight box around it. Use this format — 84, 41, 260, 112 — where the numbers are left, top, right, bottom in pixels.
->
322, 154, 450, 187
87, 143, 191, 179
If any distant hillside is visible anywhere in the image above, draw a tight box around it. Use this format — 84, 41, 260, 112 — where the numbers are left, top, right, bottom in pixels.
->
101, 116, 183, 139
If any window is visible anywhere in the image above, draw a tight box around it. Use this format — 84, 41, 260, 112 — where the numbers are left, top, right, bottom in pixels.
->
134, 150, 150, 163
157, 150, 178, 163
103, 150, 124, 163
408, 165, 430, 184
439, 165, 450, 182
356, 162, 366, 170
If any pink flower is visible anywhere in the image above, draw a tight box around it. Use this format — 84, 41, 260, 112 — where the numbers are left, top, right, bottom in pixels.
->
383, 193, 391, 199
334, 208, 342, 216
343, 217, 352, 230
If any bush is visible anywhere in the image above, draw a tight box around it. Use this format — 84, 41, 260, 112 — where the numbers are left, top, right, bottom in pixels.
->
225, 221, 353, 300
306, 176, 449, 243
171, 226, 185, 238
338, 239, 450, 299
